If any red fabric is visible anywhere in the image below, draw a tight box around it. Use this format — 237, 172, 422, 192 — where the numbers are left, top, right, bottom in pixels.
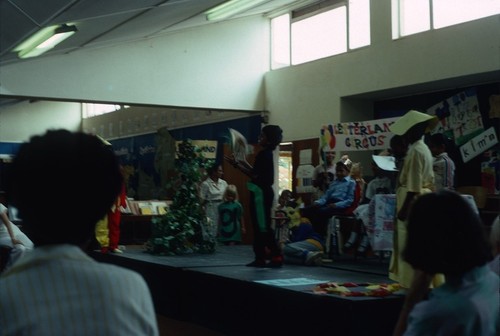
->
108, 184, 127, 250
343, 182, 362, 215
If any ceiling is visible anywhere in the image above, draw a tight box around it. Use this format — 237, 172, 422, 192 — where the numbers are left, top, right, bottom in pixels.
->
0, 0, 311, 66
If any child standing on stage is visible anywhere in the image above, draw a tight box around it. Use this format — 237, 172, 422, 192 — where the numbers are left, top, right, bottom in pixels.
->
427, 133, 456, 190
225, 125, 284, 267
218, 185, 245, 245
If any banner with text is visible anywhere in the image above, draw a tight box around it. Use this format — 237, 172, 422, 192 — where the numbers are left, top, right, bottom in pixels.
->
322, 117, 399, 151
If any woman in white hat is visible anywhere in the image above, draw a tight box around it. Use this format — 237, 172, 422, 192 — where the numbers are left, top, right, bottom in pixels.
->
388, 110, 440, 288
388, 110, 446, 336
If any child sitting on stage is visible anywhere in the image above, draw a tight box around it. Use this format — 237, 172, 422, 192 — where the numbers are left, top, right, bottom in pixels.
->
282, 203, 325, 266
272, 189, 293, 249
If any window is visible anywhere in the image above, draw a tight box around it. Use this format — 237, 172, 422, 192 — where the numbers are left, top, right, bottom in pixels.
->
83, 103, 129, 118
271, 0, 370, 68
292, 7, 347, 65
278, 146, 293, 195
392, 0, 500, 39
271, 14, 290, 69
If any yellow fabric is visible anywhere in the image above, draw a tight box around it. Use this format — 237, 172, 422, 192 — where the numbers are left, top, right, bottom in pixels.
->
306, 238, 324, 251
389, 141, 444, 288
398, 140, 434, 193
389, 110, 439, 135
94, 215, 109, 248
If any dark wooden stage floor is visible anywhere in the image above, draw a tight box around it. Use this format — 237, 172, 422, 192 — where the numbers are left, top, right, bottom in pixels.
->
91, 245, 404, 336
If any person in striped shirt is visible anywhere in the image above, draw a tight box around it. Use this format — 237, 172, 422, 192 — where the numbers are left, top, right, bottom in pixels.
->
0, 130, 158, 335
428, 133, 456, 190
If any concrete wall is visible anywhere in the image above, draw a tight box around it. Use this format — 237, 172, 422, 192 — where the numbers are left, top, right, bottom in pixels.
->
265, 1, 500, 142
0, 100, 81, 142
0, 15, 270, 111
0, 1, 499, 149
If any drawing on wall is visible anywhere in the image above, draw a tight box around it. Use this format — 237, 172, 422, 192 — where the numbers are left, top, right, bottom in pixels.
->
427, 87, 484, 146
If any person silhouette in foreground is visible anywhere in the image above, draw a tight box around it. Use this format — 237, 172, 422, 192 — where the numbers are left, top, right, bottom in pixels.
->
0, 130, 158, 335
393, 189, 498, 336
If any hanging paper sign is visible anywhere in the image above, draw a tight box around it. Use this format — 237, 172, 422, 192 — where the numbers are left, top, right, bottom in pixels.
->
323, 117, 398, 151
460, 127, 498, 163
175, 140, 217, 159
427, 88, 484, 146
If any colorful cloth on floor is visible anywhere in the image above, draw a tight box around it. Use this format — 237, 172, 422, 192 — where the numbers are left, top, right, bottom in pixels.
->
313, 282, 402, 297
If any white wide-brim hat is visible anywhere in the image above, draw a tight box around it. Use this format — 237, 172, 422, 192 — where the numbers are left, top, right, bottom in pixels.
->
372, 155, 397, 171
390, 110, 439, 135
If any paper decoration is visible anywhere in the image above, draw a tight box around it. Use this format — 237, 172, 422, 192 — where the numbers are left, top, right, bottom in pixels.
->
229, 128, 250, 165
372, 155, 397, 171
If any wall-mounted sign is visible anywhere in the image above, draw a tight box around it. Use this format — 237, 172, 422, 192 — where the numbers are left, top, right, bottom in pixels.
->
460, 127, 498, 163
175, 140, 218, 159
322, 117, 398, 151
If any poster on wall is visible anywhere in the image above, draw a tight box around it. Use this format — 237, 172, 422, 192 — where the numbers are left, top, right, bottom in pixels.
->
296, 149, 315, 193
111, 134, 163, 200
321, 117, 398, 152
427, 87, 484, 146
175, 140, 218, 159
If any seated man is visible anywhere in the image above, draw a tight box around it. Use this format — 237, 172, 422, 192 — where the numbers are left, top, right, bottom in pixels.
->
301, 160, 356, 236
345, 155, 395, 255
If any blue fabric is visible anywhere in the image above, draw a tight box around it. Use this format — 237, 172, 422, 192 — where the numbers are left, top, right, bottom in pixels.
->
314, 176, 356, 209
290, 222, 325, 248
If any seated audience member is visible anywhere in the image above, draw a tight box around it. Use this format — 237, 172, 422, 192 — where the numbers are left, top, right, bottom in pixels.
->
301, 160, 356, 236
0, 202, 34, 271
283, 213, 325, 266
344, 156, 395, 255
273, 189, 294, 247
312, 149, 336, 202
394, 190, 498, 336
0, 130, 159, 335
427, 133, 456, 190
350, 162, 366, 202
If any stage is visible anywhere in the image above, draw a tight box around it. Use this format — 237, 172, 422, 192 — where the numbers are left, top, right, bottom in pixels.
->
90, 245, 404, 336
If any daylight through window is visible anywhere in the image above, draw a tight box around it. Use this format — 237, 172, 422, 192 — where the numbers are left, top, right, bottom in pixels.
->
271, 0, 370, 69
392, 0, 500, 39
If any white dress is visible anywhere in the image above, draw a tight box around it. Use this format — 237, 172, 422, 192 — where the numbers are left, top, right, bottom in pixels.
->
0, 203, 34, 269
199, 177, 228, 239
0, 203, 33, 248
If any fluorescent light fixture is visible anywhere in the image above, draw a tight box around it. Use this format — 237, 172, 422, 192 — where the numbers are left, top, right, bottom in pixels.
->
205, 0, 270, 21
14, 24, 77, 59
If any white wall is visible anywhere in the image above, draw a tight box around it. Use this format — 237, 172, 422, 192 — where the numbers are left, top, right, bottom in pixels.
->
265, 1, 500, 142
0, 100, 81, 142
0, 16, 270, 111
0, 1, 499, 147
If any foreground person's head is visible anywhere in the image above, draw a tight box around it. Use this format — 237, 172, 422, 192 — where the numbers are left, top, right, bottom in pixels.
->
9, 129, 122, 247
403, 189, 493, 276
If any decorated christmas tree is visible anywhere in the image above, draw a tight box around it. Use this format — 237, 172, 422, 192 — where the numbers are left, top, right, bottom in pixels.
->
146, 139, 215, 255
